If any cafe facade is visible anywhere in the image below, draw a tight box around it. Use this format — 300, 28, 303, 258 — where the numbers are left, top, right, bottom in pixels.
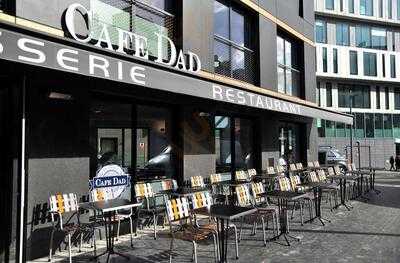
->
0, 0, 353, 261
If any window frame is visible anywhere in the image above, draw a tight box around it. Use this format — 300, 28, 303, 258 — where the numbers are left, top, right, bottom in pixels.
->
363, 52, 377, 77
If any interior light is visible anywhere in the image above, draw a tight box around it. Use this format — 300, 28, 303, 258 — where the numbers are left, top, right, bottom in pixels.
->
48, 92, 73, 100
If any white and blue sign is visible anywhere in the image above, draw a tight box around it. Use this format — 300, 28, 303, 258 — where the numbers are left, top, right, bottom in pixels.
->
89, 165, 131, 198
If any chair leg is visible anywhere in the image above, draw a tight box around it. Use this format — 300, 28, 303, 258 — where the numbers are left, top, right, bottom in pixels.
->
300, 202, 304, 226
272, 213, 276, 235
153, 213, 158, 240
135, 209, 140, 237
68, 234, 72, 263
130, 217, 134, 248
192, 241, 197, 263
116, 219, 121, 241
79, 230, 83, 253
93, 228, 97, 256
169, 236, 174, 263
231, 224, 239, 259
213, 234, 219, 263
48, 227, 55, 262
290, 202, 296, 219
261, 217, 267, 247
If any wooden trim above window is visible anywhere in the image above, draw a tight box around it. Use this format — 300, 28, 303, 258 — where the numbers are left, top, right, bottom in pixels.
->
239, 0, 315, 46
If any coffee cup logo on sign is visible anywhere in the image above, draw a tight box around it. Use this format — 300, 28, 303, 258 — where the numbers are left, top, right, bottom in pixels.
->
89, 164, 131, 199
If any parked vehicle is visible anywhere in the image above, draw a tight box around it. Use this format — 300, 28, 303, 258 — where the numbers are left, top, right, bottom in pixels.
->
318, 146, 348, 171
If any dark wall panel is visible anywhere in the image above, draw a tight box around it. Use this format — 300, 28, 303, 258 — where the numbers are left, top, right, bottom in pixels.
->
259, 16, 277, 91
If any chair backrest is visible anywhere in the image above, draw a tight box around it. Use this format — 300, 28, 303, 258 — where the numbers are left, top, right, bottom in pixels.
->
276, 165, 285, 173
313, 161, 320, 167
327, 167, 335, 176
190, 176, 205, 188
210, 173, 222, 184
307, 161, 314, 168
289, 163, 297, 172
289, 175, 301, 190
49, 193, 79, 214
296, 163, 303, 170
317, 169, 327, 181
251, 182, 266, 204
235, 170, 247, 181
162, 179, 178, 191
267, 166, 275, 175
309, 171, 319, 182
189, 191, 212, 210
334, 165, 342, 175
236, 184, 252, 207
90, 188, 114, 202
278, 177, 292, 191
165, 197, 190, 222
134, 183, 154, 198
248, 168, 257, 177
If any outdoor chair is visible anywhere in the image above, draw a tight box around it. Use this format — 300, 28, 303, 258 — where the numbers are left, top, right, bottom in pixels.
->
334, 165, 356, 200
266, 166, 275, 175
317, 170, 339, 211
209, 173, 229, 204
162, 179, 178, 192
134, 183, 166, 239
235, 170, 248, 181
248, 168, 257, 179
48, 193, 87, 263
236, 184, 278, 246
276, 165, 285, 175
313, 161, 320, 168
289, 163, 298, 173
165, 197, 219, 263
189, 191, 239, 259
191, 175, 206, 188
287, 175, 314, 225
307, 161, 314, 168
90, 188, 134, 246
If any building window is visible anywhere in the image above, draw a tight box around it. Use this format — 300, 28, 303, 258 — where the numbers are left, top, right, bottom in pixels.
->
391, 55, 396, 78
277, 35, 302, 97
338, 84, 370, 108
326, 83, 333, 107
371, 28, 387, 50
384, 114, 393, 137
325, 0, 334, 10
340, 0, 343, 11
360, 0, 373, 16
323, 47, 328, 72
214, 0, 256, 84
382, 54, 386, 77
365, 113, 374, 138
356, 26, 371, 48
315, 20, 326, 43
379, 0, 383, 17
349, 0, 354, 13
376, 86, 381, 109
336, 23, 349, 46
317, 81, 321, 106
394, 115, 400, 138
355, 113, 365, 138
389, 0, 393, 19
385, 87, 390, 109
299, 0, 304, 17
398, 0, 400, 19
350, 50, 358, 75
333, 48, 338, 73
363, 52, 377, 76
375, 114, 384, 137
395, 90, 400, 110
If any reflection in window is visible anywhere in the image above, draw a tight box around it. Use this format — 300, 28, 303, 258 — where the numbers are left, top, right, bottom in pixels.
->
277, 35, 301, 97
215, 116, 231, 173
350, 50, 358, 75
355, 113, 365, 138
336, 23, 349, 46
376, 86, 381, 109
325, 0, 334, 10
364, 52, 377, 76
365, 113, 374, 138
349, 0, 354, 13
235, 119, 254, 170
393, 115, 400, 138
375, 114, 383, 137
336, 122, 346, 137
389, 0, 393, 19
391, 55, 396, 78
385, 87, 390, 109
315, 20, 326, 43
360, 0, 373, 16
213, 0, 256, 84
356, 26, 371, 48
384, 114, 393, 137
371, 28, 387, 50
326, 83, 333, 107
338, 84, 370, 108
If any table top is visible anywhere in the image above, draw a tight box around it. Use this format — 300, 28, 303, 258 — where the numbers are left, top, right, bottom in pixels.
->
300, 182, 338, 189
266, 190, 308, 201
195, 204, 257, 220
80, 199, 142, 213
170, 187, 209, 196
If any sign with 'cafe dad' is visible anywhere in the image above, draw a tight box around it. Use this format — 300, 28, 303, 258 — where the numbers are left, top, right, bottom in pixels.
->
65, 3, 201, 73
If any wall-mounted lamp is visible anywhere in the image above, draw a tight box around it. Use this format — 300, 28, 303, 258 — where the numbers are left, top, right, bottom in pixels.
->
199, 112, 210, 117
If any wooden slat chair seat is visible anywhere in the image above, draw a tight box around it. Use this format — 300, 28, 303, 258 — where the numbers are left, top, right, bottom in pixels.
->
135, 183, 165, 240
48, 193, 85, 263
165, 197, 218, 263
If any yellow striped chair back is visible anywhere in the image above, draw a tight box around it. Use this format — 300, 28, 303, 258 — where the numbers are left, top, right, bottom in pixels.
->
318, 169, 327, 181
296, 163, 303, 170
189, 191, 212, 210
49, 193, 78, 214
289, 163, 297, 172
235, 185, 252, 207
235, 170, 248, 180
251, 182, 265, 204
267, 166, 275, 175
327, 167, 335, 176
307, 161, 314, 168
190, 176, 205, 188
134, 183, 154, 198
90, 188, 114, 202
278, 177, 292, 191
210, 173, 222, 184
309, 171, 319, 182
289, 175, 301, 190
165, 197, 190, 222
276, 165, 285, 173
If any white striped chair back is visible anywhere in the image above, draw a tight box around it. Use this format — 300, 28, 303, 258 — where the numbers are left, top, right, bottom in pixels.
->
307, 161, 314, 167
278, 177, 292, 191
236, 185, 252, 207
235, 170, 247, 181
189, 191, 212, 210
309, 171, 319, 182
210, 173, 222, 184
296, 163, 303, 170
313, 161, 320, 167
289, 163, 297, 171
165, 197, 190, 222
190, 176, 205, 188
276, 165, 285, 173
267, 166, 275, 175
289, 175, 301, 190
134, 183, 154, 198
248, 168, 257, 177
49, 193, 78, 214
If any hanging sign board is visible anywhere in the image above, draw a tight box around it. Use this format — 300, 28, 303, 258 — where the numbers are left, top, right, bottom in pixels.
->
89, 164, 131, 198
